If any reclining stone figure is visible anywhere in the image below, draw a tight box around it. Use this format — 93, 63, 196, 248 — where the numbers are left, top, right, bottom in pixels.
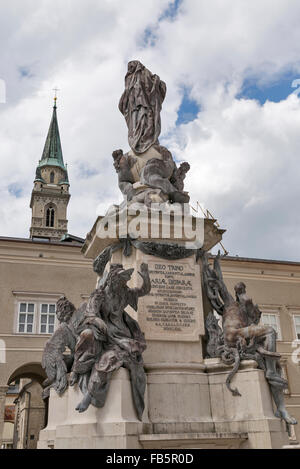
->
202, 251, 297, 427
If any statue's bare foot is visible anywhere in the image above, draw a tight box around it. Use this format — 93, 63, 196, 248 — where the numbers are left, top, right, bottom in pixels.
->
75, 393, 92, 413
69, 372, 78, 386
276, 408, 297, 425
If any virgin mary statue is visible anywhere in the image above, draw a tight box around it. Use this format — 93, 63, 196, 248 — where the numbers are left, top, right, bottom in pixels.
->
119, 60, 166, 154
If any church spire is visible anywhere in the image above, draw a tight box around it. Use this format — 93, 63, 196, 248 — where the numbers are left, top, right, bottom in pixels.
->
30, 98, 70, 241
39, 99, 66, 170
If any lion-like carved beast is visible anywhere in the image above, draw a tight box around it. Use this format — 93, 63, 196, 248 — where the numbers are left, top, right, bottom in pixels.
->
41, 296, 78, 399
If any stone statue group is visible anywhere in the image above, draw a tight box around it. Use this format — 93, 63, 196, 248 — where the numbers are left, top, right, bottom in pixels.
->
41, 60, 297, 430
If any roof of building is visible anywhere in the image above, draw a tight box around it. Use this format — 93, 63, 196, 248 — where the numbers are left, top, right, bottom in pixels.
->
0, 236, 300, 266
60, 233, 85, 244
35, 102, 69, 185
208, 253, 300, 266
0, 235, 84, 248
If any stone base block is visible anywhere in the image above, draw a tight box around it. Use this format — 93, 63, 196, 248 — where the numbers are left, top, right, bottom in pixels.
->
205, 358, 290, 449
38, 368, 149, 449
139, 432, 248, 449
38, 360, 291, 449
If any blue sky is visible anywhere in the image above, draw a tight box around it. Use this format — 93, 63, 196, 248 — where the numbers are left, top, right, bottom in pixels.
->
176, 88, 200, 125
8, 183, 23, 198
237, 69, 300, 104
142, 0, 182, 47
175, 70, 300, 128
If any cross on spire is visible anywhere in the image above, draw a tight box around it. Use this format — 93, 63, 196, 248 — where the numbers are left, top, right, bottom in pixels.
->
53, 87, 60, 107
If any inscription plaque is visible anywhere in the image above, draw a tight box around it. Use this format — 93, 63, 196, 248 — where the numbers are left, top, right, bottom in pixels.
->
138, 254, 203, 341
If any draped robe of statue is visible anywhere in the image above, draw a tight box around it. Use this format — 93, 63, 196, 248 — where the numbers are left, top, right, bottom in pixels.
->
119, 60, 166, 154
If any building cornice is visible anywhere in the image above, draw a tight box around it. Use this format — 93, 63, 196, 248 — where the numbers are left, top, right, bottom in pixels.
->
222, 271, 300, 284
0, 236, 83, 248
12, 291, 64, 298
221, 255, 300, 267
0, 254, 92, 269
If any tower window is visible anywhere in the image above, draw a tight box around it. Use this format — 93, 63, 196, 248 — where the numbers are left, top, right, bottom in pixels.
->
46, 207, 55, 227
50, 172, 55, 183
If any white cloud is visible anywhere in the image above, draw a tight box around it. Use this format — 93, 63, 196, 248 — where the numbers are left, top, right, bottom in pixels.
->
176, 94, 300, 260
1, 0, 300, 260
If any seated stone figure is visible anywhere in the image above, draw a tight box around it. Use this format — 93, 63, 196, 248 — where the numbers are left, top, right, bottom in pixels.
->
41, 263, 151, 421
70, 262, 151, 419
202, 251, 297, 426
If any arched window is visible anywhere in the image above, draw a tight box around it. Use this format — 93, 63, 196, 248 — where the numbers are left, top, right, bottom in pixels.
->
46, 207, 55, 227
50, 172, 55, 183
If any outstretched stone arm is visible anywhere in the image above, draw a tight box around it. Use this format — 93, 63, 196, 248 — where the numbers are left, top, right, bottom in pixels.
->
135, 263, 151, 297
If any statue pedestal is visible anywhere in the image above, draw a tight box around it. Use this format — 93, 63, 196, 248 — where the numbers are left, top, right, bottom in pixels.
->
38, 360, 289, 449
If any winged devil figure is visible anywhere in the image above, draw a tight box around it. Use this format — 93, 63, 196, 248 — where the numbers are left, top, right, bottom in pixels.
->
202, 251, 297, 427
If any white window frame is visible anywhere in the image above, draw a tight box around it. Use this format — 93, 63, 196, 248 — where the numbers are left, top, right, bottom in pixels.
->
292, 314, 300, 342
13, 291, 63, 335
17, 302, 36, 334
260, 312, 282, 340
39, 303, 57, 334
